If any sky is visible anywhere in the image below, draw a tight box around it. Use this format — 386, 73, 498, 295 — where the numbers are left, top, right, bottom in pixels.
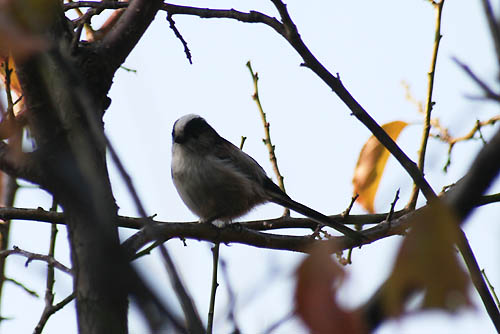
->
1, 1, 500, 333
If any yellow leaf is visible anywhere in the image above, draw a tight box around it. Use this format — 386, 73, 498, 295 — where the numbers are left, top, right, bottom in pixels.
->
381, 200, 471, 317
352, 121, 408, 213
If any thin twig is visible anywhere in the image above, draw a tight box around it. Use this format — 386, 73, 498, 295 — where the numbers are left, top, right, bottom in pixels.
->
33, 198, 60, 334
457, 230, 500, 332
5, 277, 38, 297
207, 243, 220, 334
239, 136, 247, 150
482, 269, 500, 309
432, 114, 500, 172
476, 120, 487, 145
0, 246, 71, 275
341, 194, 359, 263
407, 0, 445, 209
480, 0, 500, 68
341, 194, 359, 217
51, 293, 76, 314
453, 57, 500, 101
246, 61, 289, 216
262, 310, 294, 334
130, 240, 162, 261
166, 13, 193, 64
3, 57, 14, 118
386, 189, 400, 223
219, 258, 240, 333
158, 245, 204, 334
33, 292, 76, 334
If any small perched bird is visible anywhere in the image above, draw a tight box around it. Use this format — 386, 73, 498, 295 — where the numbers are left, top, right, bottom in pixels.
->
171, 114, 364, 241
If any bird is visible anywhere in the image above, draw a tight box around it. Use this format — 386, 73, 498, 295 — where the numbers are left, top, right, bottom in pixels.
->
171, 114, 364, 241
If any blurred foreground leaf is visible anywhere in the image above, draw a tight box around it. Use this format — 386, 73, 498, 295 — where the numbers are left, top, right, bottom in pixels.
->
382, 200, 471, 316
295, 244, 366, 334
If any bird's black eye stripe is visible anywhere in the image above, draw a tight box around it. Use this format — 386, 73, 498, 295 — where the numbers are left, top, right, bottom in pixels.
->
184, 117, 210, 139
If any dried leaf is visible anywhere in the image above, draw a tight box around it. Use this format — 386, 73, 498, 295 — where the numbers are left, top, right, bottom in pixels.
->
295, 244, 366, 334
382, 200, 471, 316
352, 121, 408, 213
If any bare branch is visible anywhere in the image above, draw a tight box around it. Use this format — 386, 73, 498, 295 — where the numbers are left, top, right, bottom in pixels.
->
33, 293, 76, 334
33, 199, 60, 334
456, 229, 500, 331
482, 269, 500, 308
5, 277, 38, 297
408, 0, 445, 209
247, 61, 289, 216
207, 243, 220, 334
480, 0, 500, 68
0, 206, 404, 230
166, 13, 192, 64
98, 0, 164, 73
122, 210, 419, 258
0, 246, 72, 275
453, 57, 500, 101
158, 245, 204, 334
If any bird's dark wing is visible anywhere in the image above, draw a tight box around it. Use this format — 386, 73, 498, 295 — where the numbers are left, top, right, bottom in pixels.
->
212, 137, 365, 241
212, 137, 274, 187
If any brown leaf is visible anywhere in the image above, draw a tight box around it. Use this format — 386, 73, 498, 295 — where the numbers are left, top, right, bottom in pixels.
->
352, 121, 408, 213
295, 244, 366, 334
382, 200, 471, 317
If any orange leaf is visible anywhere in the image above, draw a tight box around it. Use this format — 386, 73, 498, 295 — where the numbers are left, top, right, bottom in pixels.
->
295, 244, 366, 334
352, 121, 408, 213
381, 200, 471, 317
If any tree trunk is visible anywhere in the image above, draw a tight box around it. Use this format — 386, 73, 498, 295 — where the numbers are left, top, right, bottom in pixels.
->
13, 7, 129, 333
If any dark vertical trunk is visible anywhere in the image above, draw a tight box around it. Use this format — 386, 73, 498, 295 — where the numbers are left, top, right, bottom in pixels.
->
13, 7, 129, 333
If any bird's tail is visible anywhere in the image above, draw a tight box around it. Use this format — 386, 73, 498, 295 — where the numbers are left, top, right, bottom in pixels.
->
269, 194, 365, 242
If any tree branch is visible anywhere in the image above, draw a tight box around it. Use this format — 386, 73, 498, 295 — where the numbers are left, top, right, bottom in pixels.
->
122, 209, 420, 258
456, 229, 500, 332
98, 0, 164, 73
408, 0, 445, 209
0, 246, 72, 275
480, 0, 500, 69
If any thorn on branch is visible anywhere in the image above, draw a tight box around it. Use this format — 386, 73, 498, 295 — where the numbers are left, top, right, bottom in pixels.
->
385, 189, 400, 225
342, 194, 359, 218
